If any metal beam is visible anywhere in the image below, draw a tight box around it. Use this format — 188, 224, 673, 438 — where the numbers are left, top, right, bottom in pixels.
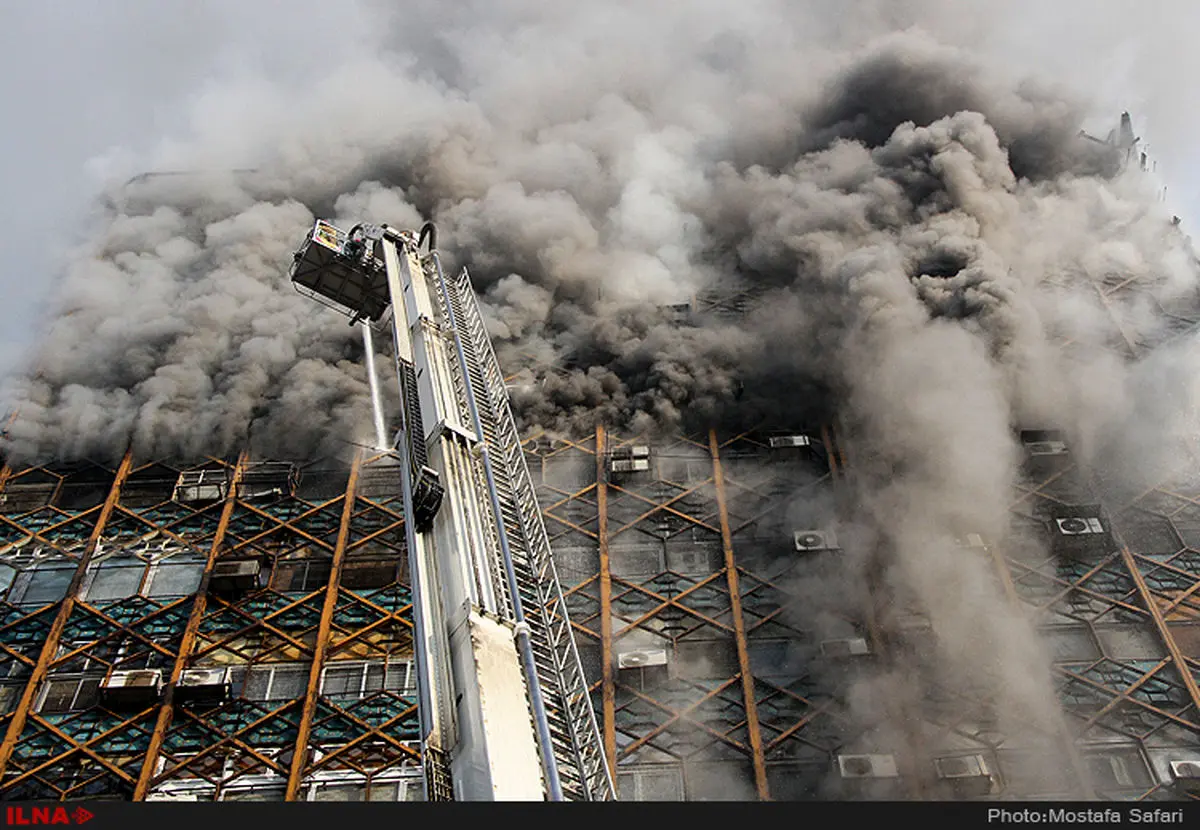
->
285, 450, 363, 800
595, 427, 617, 781
0, 449, 134, 786
1119, 545, 1200, 718
132, 452, 248, 800
708, 430, 770, 801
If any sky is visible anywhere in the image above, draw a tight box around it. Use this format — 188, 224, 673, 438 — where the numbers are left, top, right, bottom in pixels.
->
1, 0, 1198, 387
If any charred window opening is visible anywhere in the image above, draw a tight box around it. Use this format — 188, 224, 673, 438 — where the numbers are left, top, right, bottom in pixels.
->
913, 250, 970, 280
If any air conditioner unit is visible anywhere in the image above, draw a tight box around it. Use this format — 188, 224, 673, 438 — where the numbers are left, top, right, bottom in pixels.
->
821, 638, 870, 658
610, 444, 651, 475
617, 648, 669, 669
935, 754, 991, 780
1169, 760, 1200, 781
173, 470, 229, 504
209, 559, 261, 594
794, 529, 839, 553
237, 462, 300, 500
956, 533, 986, 549
175, 667, 231, 705
1026, 441, 1068, 456
1056, 517, 1105, 536
837, 754, 899, 779
660, 303, 693, 325
769, 435, 811, 449
100, 669, 163, 708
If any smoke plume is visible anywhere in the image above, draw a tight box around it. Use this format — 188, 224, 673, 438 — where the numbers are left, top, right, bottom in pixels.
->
4, 0, 1200, 799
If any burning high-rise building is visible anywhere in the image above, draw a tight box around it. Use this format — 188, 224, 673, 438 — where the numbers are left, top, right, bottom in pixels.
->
3, 7, 1200, 801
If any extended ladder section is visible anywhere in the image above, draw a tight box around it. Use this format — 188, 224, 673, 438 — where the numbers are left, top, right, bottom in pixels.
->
290, 218, 611, 801
435, 265, 614, 801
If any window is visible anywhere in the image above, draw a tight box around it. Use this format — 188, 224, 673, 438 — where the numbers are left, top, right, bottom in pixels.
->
340, 559, 397, 590
146, 556, 205, 598
0, 661, 29, 715
84, 557, 146, 603
0, 565, 15, 599
320, 660, 412, 704
222, 786, 285, 802
243, 664, 309, 702
38, 675, 103, 713
1085, 749, 1152, 791
271, 559, 331, 593
617, 765, 684, 801
20, 562, 76, 607
307, 778, 422, 801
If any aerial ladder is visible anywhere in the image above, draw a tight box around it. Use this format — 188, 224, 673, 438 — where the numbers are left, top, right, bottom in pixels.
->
288, 219, 614, 801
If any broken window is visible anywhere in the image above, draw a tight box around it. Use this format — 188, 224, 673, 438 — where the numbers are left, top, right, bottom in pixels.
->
38, 674, 103, 714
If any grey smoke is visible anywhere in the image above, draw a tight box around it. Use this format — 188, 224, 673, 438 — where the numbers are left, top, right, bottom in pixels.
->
4, 0, 1200, 800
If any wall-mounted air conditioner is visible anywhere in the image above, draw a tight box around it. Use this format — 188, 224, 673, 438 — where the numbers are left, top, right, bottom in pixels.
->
935, 754, 992, 780
238, 462, 300, 500
769, 435, 811, 449
1055, 517, 1104, 536
175, 667, 231, 705
100, 669, 163, 708
1050, 506, 1111, 557
794, 529, 839, 553
209, 559, 261, 595
1169, 760, 1200, 781
174, 470, 229, 504
1027, 441, 1068, 456
837, 754, 899, 779
610, 446, 651, 475
1020, 429, 1069, 462
956, 533, 986, 550
617, 648, 669, 669
820, 638, 870, 658
935, 754, 996, 795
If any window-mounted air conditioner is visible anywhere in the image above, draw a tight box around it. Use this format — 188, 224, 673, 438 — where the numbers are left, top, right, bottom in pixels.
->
175, 667, 231, 705
794, 529, 839, 553
173, 470, 229, 504
837, 754, 899, 779
100, 669, 163, 708
617, 648, 669, 669
238, 462, 300, 500
820, 638, 870, 658
209, 559, 261, 595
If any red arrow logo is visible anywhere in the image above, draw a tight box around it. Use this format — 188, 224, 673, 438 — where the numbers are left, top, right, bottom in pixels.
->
71, 808, 93, 825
